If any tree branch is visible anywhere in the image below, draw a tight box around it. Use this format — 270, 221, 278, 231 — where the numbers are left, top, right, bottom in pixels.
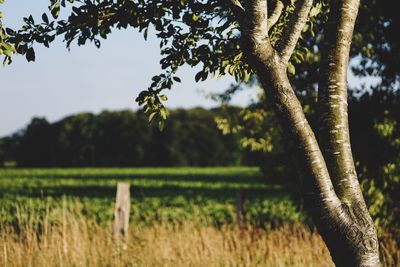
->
230, 0, 245, 12
226, 0, 246, 24
241, 1, 338, 207
246, 0, 269, 43
318, 0, 362, 203
238, 0, 275, 63
267, 0, 284, 31
276, 0, 313, 64
261, 68, 340, 209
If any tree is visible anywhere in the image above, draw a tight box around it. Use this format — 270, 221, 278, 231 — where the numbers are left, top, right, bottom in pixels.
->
15, 117, 56, 167
0, 0, 381, 265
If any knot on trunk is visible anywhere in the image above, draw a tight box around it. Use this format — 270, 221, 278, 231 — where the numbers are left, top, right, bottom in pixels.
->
319, 201, 381, 266
339, 201, 378, 256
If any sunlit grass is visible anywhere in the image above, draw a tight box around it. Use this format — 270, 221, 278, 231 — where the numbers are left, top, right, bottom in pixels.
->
0, 210, 335, 267
0, 167, 303, 227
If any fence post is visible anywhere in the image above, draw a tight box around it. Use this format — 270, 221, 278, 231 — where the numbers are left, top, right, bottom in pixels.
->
236, 189, 246, 227
114, 182, 130, 239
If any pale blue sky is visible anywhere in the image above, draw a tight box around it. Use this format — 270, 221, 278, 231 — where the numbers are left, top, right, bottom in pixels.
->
0, 0, 260, 137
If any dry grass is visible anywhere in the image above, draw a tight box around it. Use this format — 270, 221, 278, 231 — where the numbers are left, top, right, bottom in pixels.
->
0, 212, 398, 267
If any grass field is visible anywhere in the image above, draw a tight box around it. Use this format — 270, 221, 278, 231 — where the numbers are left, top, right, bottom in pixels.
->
0, 167, 398, 266
0, 167, 303, 227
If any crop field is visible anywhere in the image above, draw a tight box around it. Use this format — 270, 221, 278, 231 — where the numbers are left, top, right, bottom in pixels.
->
0, 167, 398, 266
0, 167, 303, 226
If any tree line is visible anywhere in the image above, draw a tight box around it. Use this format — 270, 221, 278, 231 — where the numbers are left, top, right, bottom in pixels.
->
1, 90, 399, 177
0, 107, 257, 167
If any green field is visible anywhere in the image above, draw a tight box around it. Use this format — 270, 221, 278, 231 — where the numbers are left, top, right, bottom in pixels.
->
2, 168, 399, 267
0, 167, 303, 227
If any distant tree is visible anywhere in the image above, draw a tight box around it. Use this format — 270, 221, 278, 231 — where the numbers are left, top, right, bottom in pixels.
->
54, 113, 96, 166
0, 108, 245, 167
1, 0, 387, 265
164, 108, 243, 166
94, 110, 146, 166
15, 117, 56, 167
0, 139, 5, 165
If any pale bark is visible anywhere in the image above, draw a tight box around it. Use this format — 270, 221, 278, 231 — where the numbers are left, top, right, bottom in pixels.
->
267, 0, 284, 31
276, 0, 314, 64
318, 0, 363, 203
317, 0, 380, 265
230, 0, 381, 266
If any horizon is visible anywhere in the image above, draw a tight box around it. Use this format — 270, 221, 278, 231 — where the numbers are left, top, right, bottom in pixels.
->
0, 105, 247, 138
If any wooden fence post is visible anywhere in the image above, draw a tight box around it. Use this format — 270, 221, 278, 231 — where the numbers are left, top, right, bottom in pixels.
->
236, 189, 246, 227
114, 182, 130, 239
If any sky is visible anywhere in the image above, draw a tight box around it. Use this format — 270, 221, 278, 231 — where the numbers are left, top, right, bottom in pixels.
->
0, 0, 259, 137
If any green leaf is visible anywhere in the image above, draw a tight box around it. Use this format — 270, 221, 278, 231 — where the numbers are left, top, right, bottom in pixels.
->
5, 28, 15, 35
49, 0, 61, 19
192, 14, 200, 22
26, 47, 35, 62
243, 70, 251, 82
152, 76, 161, 82
15, 43, 27, 54
195, 70, 208, 82
143, 28, 148, 40
3, 55, 12, 66
195, 71, 203, 82
148, 111, 157, 123
42, 13, 49, 24
158, 120, 165, 131
309, 3, 322, 18
1, 42, 12, 51
160, 108, 167, 120
172, 76, 181, 83
288, 62, 295, 75
2, 43, 13, 56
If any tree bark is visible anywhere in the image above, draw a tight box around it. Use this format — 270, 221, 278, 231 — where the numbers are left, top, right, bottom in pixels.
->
233, 0, 381, 266
316, 0, 380, 265
319, 0, 363, 204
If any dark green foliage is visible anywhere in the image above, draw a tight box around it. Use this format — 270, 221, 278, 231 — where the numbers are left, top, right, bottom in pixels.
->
0, 141, 4, 164
349, 91, 400, 177
0, 108, 253, 167
349, 90, 400, 234
352, 0, 400, 90
14, 118, 56, 166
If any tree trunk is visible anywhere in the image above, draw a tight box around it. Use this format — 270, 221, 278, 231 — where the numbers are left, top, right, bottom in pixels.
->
316, 0, 380, 266
231, 0, 381, 265
258, 48, 380, 267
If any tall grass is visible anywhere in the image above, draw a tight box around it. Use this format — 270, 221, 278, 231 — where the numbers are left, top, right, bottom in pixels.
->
0, 211, 331, 267
0, 208, 398, 267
